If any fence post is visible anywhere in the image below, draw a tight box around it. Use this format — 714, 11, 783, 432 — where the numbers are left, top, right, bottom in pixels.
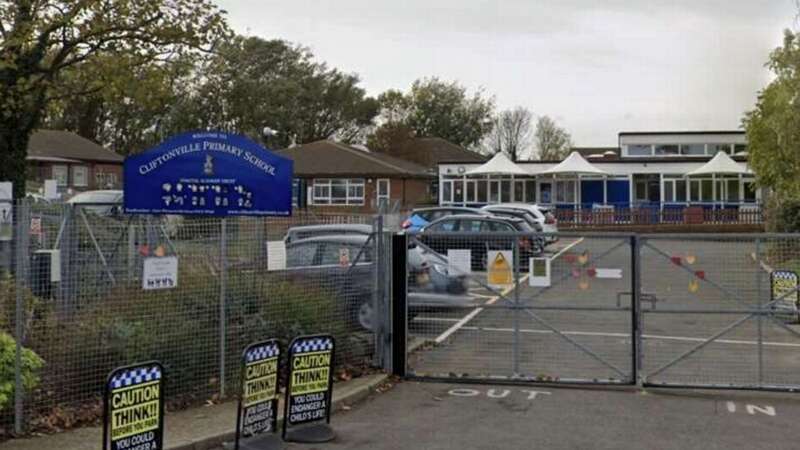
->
14, 200, 28, 435
755, 237, 763, 387
630, 234, 641, 385
219, 218, 227, 399
391, 234, 407, 377
512, 239, 520, 376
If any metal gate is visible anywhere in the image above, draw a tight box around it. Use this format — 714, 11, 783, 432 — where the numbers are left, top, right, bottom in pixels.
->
395, 231, 637, 385
639, 234, 800, 390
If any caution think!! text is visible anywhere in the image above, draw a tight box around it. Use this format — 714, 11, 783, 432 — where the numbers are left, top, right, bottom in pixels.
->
105, 362, 164, 450
284, 335, 335, 432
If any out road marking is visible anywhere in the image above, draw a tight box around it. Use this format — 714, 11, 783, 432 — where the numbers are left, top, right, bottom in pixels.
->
433, 237, 585, 344
447, 388, 551, 400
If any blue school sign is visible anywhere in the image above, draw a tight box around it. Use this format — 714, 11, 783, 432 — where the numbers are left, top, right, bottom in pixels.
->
124, 131, 292, 216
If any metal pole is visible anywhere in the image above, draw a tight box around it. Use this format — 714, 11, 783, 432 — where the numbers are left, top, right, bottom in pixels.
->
631, 235, 641, 385
512, 239, 520, 376
219, 218, 227, 399
756, 237, 763, 387
14, 201, 26, 435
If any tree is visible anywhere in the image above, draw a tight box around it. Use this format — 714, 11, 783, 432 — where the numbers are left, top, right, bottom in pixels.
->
484, 107, 534, 161
743, 29, 800, 199
184, 36, 379, 149
0, 0, 228, 197
368, 77, 495, 150
534, 116, 572, 160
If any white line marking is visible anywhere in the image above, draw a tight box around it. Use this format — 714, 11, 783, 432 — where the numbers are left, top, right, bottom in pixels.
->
432, 238, 585, 344
412, 317, 461, 323
450, 326, 800, 348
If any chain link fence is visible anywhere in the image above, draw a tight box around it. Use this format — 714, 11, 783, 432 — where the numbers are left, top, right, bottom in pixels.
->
0, 200, 389, 436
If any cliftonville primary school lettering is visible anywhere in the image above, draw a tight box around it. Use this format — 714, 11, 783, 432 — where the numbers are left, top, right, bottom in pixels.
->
137, 140, 277, 176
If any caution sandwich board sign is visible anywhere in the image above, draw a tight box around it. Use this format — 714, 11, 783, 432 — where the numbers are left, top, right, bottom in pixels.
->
234, 339, 281, 449
282, 335, 335, 443
771, 270, 799, 311
103, 361, 164, 450
487, 250, 513, 287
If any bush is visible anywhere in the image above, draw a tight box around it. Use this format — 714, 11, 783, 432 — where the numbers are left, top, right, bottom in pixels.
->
766, 197, 800, 232
0, 332, 44, 410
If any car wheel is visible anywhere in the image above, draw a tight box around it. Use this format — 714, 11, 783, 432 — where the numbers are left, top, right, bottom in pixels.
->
357, 301, 376, 331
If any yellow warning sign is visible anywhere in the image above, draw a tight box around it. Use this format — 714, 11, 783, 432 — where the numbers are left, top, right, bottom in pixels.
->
290, 351, 331, 396
243, 358, 278, 407
488, 251, 513, 286
110, 381, 161, 440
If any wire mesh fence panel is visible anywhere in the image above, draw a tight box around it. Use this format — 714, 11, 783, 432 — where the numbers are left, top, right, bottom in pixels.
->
0, 200, 384, 435
405, 231, 635, 384
639, 234, 800, 389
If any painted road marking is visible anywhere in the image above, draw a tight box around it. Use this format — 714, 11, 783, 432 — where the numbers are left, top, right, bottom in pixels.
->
726, 401, 776, 416
433, 238, 586, 344
447, 388, 551, 400
446, 325, 800, 349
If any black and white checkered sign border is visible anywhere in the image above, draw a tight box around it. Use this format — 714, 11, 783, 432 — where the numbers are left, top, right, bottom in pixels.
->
772, 270, 798, 282
246, 343, 280, 363
292, 337, 333, 354
110, 365, 162, 389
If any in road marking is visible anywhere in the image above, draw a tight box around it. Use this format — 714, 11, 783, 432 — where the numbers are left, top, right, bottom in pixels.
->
433, 237, 585, 344
726, 401, 776, 416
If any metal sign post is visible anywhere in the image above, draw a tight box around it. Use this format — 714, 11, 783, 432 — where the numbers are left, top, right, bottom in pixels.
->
282, 335, 336, 443
103, 361, 165, 450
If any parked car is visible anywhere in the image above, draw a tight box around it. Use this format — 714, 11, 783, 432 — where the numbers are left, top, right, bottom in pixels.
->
481, 203, 558, 242
402, 206, 485, 232
285, 234, 467, 331
67, 190, 123, 216
418, 214, 543, 271
284, 223, 372, 244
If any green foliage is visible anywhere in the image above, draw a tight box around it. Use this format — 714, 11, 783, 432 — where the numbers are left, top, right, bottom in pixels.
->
766, 197, 800, 232
0, 333, 44, 410
370, 77, 495, 150
743, 30, 800, 199
534, 115, 572, 161
0, 0, 229, 196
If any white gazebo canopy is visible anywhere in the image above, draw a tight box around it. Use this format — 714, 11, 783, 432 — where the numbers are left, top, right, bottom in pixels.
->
465, 152, 529, 176
686, 151, 750, 176
542, 151, 607, 176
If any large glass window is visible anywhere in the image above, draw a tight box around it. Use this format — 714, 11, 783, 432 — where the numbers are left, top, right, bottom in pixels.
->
627, 145, 652, 156
655, 145, 679, 156
72, 166, 88, 187
689, 179, 701, 202
488, 180, 500, 203
500, 180, 511, 203
726, 179, 740, 202
634, 180, 648, 202
675, 179, 687, 202
680, 144, 706, 156
442, 181, 452, 204
525, 180, 537, 203
476, 180, 487, 203
514, 180, 524, 203
701, 179, 713, 202
312, 178, 364, 205
555, 180, 576, 203
744, 181, 757, 203
664, 180, 675, 203
52, 165, 68, 187
708, 144, 732, 155
465, 180, 477, 203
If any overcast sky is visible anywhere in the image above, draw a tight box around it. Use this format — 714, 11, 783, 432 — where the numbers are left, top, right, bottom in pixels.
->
217, 0, 796, 146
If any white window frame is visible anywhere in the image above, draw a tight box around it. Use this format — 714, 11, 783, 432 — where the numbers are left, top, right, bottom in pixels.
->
52, 165, 69, 187
72, 165, 89, 187
554, 179, 576, 204
312, 178, 365, 205
377, 178, 390, 205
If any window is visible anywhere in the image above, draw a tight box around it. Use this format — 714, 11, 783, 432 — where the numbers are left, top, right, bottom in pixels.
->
377, 179, 390, 205
312, 178, 364, 205
514, 181, 524, 203
627, 145, 652, 156
95, 172, 118, 188
726, 179, 740, 202
488, 180, 500, 203
292, 179, 300, 207
655, 145, 679, 156
664, 180, 675, 203
460, 219, 484, 232
701, 179, 713, 202
500, 180, 511, 202
477, 180, 487, 203
675, 179, 687, 202
744, 181, 757, 203
287, 243, 318, 267
442, 181, 453, 203
634, 181, 648, 202
681, 144, 706, 156
71, 166, 88, 187
319, 244, 372, 266
708, 144, 732, 155
464, 180, 476, 203
428, 219, 457, 232
525, 180, 537, 203
554, 180, 576, 203
689, 179, 701, 202
52, 165, 68, 187
453, 180, 464, 204
488, 221, 514, 232
734, 144, 747, 154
